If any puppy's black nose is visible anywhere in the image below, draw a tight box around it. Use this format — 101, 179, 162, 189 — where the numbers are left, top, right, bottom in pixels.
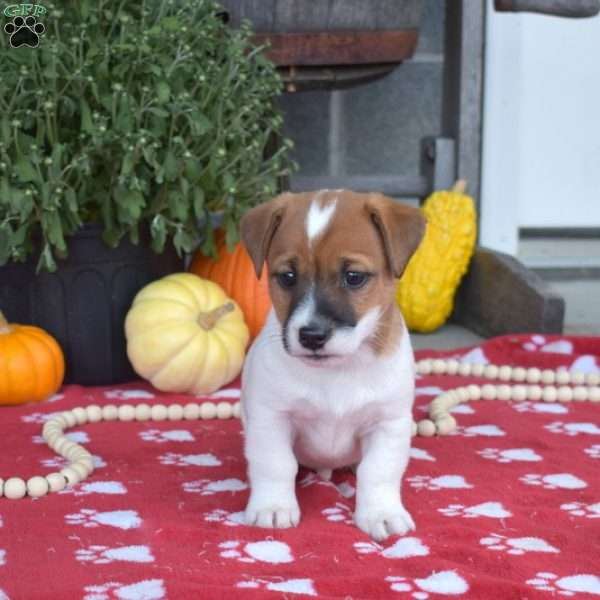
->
298, 324, 331, 351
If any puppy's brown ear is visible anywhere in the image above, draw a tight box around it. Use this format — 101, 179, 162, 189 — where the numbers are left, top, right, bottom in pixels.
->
366, 194, 427, 279
240, 195, 288, 279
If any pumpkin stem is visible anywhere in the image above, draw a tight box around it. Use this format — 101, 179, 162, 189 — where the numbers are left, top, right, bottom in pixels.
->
197, 302, 235, 330
452, 179, 468, 194
0, 310, 11, 334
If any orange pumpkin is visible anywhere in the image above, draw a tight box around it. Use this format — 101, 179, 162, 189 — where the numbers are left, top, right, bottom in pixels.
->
189, 231, 271, 341
0, 311, 65, 405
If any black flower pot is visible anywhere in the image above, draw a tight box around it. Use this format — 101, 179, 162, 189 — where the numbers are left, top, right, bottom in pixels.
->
0, 224, 182, 385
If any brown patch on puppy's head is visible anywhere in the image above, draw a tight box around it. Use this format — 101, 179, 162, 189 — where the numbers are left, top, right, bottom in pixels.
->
240, 190, 425, 362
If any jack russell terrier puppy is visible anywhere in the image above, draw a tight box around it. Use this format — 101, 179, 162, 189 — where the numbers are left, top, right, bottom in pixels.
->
239, 189, 426, 541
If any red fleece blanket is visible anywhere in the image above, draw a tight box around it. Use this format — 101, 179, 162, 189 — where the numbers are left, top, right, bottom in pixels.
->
1, 334, 599, 600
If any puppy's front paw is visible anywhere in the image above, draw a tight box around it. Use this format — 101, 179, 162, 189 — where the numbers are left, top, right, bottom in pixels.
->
354, 503, 415, 541
245, 496, 301, 529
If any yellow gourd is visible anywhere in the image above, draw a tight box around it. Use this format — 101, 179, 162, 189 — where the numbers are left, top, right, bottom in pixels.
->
396, 180, 477, 333
125, 273, 249, 395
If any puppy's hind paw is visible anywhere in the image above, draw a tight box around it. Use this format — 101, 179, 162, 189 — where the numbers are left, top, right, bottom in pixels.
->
354, 504, 415, 541
245, 501, 301, 529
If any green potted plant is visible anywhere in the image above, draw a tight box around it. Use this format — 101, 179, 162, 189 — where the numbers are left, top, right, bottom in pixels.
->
0, 0, 294, 385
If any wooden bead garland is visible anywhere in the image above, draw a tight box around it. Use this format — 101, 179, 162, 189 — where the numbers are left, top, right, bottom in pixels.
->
1, 359, 599, 500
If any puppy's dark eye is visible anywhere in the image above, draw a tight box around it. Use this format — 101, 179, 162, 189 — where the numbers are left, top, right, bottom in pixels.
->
344, 271, 369, 289
276, 271, 297, 289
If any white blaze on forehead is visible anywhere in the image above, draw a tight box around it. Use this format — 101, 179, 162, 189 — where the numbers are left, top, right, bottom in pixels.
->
306, 192, 337, 243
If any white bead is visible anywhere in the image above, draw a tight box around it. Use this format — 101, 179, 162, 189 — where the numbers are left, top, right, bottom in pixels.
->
50, 436, 67, 453
483, 365, 498, 379
46, 472, 67, 492
86, 405, 103, 423
481, 384, 497, 400
541, 370, 556, 385
458, 363, 472, 377
118, 405, 136, 421
102, 405, 119, 421
60, 467, 81, 486
183, 403, 200, 420
497, 385, 512, 401
61, 411, 77, 428
200, 402, 217, 420
498, 366, 513, 381
586, 373, 600, 386
0, 478, 3, 497
4, 477, 27, 499
217, 402, 233, 419
512, 367, 527, 382
57, 440, 76, 456
43, 420, 63, 433
573, 386, 588, 401
69, 462, 89, 481
432, 359, 447, 374
77, 457, 95, 474
557, 386, 573, 402
135, 403, 152, 421
232, 402, 241, 419
512, 385, 527, 402
417, 419, 436, 437
542, 386, 558, 403
571, 371, 586, 385
151, 404, 168, 421
526, 368, 541, 383
446, 359, 460, 375
556, 369, 571, 385
589, 388, 600, 402
435, 415, 456, 435
471, 364, 485, 377
466, 384, 481, 401
71, 407, 88, 425
411, 421, 418, 437
527, 385, 543, 401
167, 404, 184, 420
43, 432, 62, 445
457, 387, 470, 402
26, 476, 49, 498
417, 359, 432, 375
66, 446, 89, 460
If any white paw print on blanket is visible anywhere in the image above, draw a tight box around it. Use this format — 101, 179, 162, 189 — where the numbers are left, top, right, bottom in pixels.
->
204, 508, 245, 526
585, 445, 600, 459
520, 473, 587, 490
159, 452, 221, 467
571, 355, 600, 374
76, 544, 154, 564
65, 509, 141, 530
104, 389, 155, 400
219, 540, 293, 564
140, 429, 195, 443
477, 448, 542, 463
545, 421, 600, 436
560, 501, 600, 519
0, 549, 5, 566
237, 578, 316, 596
21, 411, 63, 424
480, 533, 559, 555
522, 335, 573, 354
410, 448, 436, 462
526, 572, 600, 596
205, 387, 241, 400
417, 403, 474, 416
355, 537, 429, 559
59, 481, 127, 496
439, 502, 512, 519
41, 454, 105, 471
386, 571, 469, 598
407, 475, 472, 491
33, 430, 90, 446
322, 503, 353, 524
455, 425, 506, 437
83, 579, 165, 600
513, 402, 568, 414
299, 473, 355, 498
183, 478, 247, 495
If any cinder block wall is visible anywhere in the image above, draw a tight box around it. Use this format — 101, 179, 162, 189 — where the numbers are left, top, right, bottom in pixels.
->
279, 0, 445, 195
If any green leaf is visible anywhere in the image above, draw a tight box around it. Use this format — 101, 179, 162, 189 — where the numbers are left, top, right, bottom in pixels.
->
14, 159, 38, 183
147, 107, 169, 118
65, 188, 78, 213
164, 150, 178, 182
193, 188, 205, 219
160, 16, 180, 31
116, 189, 145, 223
150, 214, 167, 253
225, 216, 239, 249
0, 225, 10, 266
168, 191, 188, 221
189, 110, 212, 136
81, 99, 94, 132
156, 81, 170, 104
